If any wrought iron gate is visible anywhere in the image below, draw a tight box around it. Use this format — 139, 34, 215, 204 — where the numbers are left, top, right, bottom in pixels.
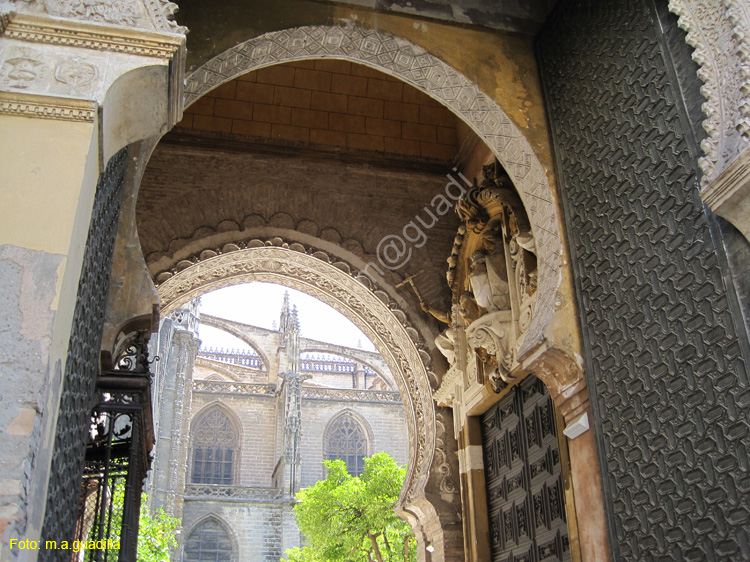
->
74, 331, 154, 562
40, 147, 129, 562
481, 375, 571, 562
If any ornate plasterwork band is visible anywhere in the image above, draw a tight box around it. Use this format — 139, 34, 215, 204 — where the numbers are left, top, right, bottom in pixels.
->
157, 245, 436, 508
0, 91, 95, 121
4, 0, 186, 35
183, 24, 563, 359
0, 11, 185, 59
668, 0, 750, 184
0, 10, 185, 130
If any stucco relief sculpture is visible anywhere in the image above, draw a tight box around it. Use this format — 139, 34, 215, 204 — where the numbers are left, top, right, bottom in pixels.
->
429, 161, 538, 397
55, 57, 98, 95
0, 47, 44, 89
4, 0, 187, 33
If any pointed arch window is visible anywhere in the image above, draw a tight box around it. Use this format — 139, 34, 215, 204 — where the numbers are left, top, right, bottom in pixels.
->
191, 409, 237, 485
184, 518, 235, 562
325, 413, 368, 476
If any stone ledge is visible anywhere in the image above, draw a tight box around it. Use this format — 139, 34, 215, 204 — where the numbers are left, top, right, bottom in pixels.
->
701, 146, 750, 241
0, 11, 184, 59
0, 91, 96, 121
183, 484, 287, 503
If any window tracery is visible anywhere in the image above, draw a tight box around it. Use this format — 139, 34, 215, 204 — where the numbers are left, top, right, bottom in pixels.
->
191, 408, 237, 485
184, 518, 235, 562
325, 412, 368, 476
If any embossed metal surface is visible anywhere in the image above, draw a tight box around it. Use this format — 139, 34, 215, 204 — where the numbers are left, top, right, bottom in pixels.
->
482, 376, 570, 562
537, 1, 750, 560
39, 148, 128, 561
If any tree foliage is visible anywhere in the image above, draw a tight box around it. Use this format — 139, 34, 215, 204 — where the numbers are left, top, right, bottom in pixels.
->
135, 494, 181, 562
101, 489, 180, 561
284, 453, 416, 562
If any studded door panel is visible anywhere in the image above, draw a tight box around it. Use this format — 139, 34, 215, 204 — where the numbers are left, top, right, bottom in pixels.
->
482, 376, 571, 562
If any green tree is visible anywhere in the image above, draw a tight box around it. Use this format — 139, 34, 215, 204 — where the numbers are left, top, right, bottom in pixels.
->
97, 489, 180, 561
135, 494, 181, 562
283, 453, 416, 562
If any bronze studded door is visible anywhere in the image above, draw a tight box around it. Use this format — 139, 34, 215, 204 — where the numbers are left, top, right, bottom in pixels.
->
482, 375, 571, 562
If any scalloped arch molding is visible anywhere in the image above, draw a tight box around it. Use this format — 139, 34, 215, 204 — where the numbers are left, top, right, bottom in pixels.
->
184, 24, 563, 357
158, 246, 437, 515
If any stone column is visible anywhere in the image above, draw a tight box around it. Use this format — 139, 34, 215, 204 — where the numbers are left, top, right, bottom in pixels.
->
164, 328, 200, 520
279, 325, 309, 497
0, 5, 184, 559
455, 417, 490, 562
355, 363, 366, 389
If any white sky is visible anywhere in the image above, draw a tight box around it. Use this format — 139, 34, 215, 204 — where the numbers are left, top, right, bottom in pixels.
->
197, 282, 377, 352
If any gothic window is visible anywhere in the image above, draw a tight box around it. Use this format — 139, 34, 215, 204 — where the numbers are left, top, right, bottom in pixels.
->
191, 409, 237, 485
325, 412, 368, 476
184, 518, 235, 562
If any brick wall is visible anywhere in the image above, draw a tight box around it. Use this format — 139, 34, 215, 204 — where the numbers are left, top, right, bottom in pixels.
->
179, 60, 458, 162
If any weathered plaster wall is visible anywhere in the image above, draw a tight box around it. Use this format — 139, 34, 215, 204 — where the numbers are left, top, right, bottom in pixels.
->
0, 247, 61, 537
0, 113, 101, 561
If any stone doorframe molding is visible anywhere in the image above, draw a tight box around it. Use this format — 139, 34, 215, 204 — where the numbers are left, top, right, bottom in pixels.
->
183, 23, 564, 360
0, 9, 186, 165
157, 243, 455, 558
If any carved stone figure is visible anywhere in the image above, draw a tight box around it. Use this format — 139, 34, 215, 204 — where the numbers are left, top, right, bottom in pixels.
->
468, 250, 510, 313
458, 291, 481, 324
420, 302, 457, 364
443, 161, 539, 393
465, 310, 515, 392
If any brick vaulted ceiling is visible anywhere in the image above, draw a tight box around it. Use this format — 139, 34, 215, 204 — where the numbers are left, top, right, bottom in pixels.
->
175, 60, 462, 162
136, 61, 485, 310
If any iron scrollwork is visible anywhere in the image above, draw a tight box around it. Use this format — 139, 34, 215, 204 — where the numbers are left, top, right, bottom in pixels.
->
73, 330, 155, 562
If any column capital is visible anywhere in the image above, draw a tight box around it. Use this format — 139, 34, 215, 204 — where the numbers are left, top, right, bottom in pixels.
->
0, 8, 186, 161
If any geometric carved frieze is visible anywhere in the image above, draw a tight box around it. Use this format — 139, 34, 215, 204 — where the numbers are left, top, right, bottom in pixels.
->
183, 24, 563, 360
157, 241, 437, 512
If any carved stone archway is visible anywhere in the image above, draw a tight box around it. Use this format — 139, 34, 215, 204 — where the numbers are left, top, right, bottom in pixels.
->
667, 1, 750, 183
183, 24, 563, 358
158, 242, 456, 556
